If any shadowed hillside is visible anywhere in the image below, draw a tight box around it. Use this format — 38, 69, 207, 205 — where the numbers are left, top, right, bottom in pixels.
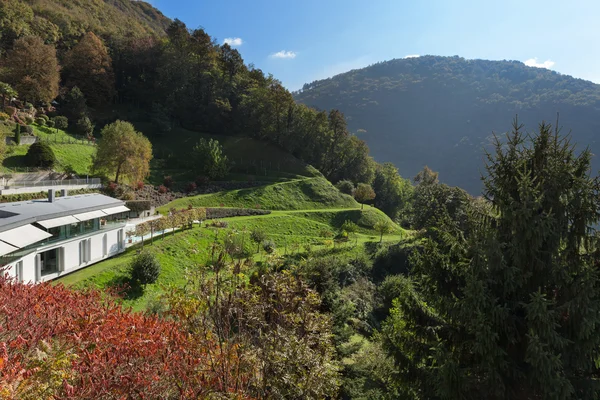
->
295, 56, 600, 193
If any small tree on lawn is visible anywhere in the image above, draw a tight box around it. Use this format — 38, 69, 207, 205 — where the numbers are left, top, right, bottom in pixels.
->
251, 229, 267, 253
354, 183, 375, 210
341, 219, 359, 245
374, 220, 393, 243
26, 142, 56, 168
130, 250, 160, 287
53, 116, 68, 133
135, 222, 150, 248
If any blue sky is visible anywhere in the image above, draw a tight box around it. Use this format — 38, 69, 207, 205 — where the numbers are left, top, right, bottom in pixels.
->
148, 0, 600, 91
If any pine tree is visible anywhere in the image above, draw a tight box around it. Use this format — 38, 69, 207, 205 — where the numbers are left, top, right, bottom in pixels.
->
382, 118, 600, 399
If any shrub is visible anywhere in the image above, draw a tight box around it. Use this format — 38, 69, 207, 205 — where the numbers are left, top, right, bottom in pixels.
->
251, 229, 267, 253
185, 182, 197, 193
39, 114, 49, 122
163, 175, 173, 188
208, 220, 228, 228
25, 102, 34, 110
195, 175, 209, 186
205, 207, 271, 219
23, 115, 34, 124
0, 112, 9, 121
336, 180, 355, 195
262, 240, 276, 254
46, 119, 55, 128
130, 251, 160, 286
23, 125, 33, 135
106, 182, 118, 194
75, 116, 94, 136
157, 185, 168, 194
36, 117, 46, 126
53, 116, 68, 131
14, 124, 20, 145
26, 142, 56, 168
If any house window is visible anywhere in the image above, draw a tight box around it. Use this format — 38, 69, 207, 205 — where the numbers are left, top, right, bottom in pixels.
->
40, 249, 59, 277
15, 261, 23, 282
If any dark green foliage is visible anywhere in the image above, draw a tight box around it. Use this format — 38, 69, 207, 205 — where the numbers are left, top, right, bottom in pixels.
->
411, 165, 471, 231
75, 116, 93, 136
372, 162, 413, 220
382, 119, 600, 399
26, 141, 55, 168
23, 125, 33, 135
53, 116, 68, 131
192, 138, 230, 179
296, 56, 600, 194
14, 123, 20, 145
336, 179, 355, 195
130, 250, 160, 286
60, 87, 88, 121
262, 239, 276, 254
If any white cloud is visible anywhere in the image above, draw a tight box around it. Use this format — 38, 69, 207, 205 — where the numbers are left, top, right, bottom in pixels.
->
404, 54, 420, 58
223, 37, 243, 47
270, 50, 297, 59
524, 58, 555, 69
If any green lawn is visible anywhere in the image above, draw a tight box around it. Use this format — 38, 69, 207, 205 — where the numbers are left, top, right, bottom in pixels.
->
56, 206, 404, 311
157, 177, 360, 212
2, 124, 96, 175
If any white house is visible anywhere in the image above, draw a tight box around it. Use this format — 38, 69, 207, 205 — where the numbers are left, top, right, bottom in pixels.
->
1, 189, 129, 283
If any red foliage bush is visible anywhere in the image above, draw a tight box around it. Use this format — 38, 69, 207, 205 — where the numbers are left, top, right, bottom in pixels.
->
135, 181, 144, 191
157, 185, 168, 194
106, 182, 118, 194
0, 273, 251, 398
185, 182, 197, 194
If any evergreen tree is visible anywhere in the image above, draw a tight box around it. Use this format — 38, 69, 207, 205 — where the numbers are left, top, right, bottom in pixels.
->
382, 119, 600, 399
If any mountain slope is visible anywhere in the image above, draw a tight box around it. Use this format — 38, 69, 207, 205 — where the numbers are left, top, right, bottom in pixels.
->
1, 0, 169, 50
295, 56, 600, 193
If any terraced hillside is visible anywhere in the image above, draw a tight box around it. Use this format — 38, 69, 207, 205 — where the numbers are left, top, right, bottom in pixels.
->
57, 178, 404, 311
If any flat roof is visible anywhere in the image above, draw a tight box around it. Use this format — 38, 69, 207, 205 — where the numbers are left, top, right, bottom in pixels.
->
0, 194, 125, 233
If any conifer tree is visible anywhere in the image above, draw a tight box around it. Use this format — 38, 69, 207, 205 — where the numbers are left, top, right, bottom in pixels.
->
382, 119, 600, 399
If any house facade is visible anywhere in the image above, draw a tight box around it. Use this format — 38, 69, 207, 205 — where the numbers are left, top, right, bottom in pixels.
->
1, 190, 129, 283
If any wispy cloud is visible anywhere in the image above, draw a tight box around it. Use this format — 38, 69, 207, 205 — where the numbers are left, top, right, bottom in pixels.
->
524, 58, 555, 69
270, 50, 297, 59
404, 54, 420, 58
223, 37, 243, 47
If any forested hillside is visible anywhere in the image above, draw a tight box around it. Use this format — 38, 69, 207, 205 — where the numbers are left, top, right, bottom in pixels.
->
0, 0, 169, 51
295, 56, 600, 193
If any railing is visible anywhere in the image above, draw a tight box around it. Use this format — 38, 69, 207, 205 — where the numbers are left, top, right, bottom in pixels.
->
5, 178, 102, 188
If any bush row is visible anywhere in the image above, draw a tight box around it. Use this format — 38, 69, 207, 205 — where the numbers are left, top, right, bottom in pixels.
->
205, 207, 271, 219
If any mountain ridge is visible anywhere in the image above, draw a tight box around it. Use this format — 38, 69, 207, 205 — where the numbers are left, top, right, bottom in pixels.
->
295, 55, 600, 193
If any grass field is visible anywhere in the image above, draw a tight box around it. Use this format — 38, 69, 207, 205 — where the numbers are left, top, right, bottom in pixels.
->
57, 205, 404, 311
157, 177, 360, 212
2, 124, 96, 175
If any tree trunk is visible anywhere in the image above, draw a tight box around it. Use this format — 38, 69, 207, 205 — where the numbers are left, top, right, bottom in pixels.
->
361, 203, 364, 210
114, 162, 122, 184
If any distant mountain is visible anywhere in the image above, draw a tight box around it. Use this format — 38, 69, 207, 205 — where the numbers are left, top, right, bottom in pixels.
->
295, 56, 600, 194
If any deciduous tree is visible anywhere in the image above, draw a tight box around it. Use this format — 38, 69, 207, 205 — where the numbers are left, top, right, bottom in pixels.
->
354, 183, 376, 210
93, 120, 152, 184
63, 32, 115, 106
3, 36, 59, 104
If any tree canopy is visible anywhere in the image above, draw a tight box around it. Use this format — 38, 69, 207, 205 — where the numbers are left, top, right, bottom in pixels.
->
92, 120, 152, 184
296, 55, 600, 194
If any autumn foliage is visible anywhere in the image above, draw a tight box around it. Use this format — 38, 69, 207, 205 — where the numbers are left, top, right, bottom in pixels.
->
0, 273, 251, 399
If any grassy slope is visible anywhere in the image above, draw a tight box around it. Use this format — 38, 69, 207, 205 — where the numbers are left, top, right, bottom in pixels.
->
157, 177, 359, 212
57, 176, 403, 311
2, 124, 95, 175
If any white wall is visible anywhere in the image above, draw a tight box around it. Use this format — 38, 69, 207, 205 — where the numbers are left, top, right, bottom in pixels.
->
5, 226, 125, 284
